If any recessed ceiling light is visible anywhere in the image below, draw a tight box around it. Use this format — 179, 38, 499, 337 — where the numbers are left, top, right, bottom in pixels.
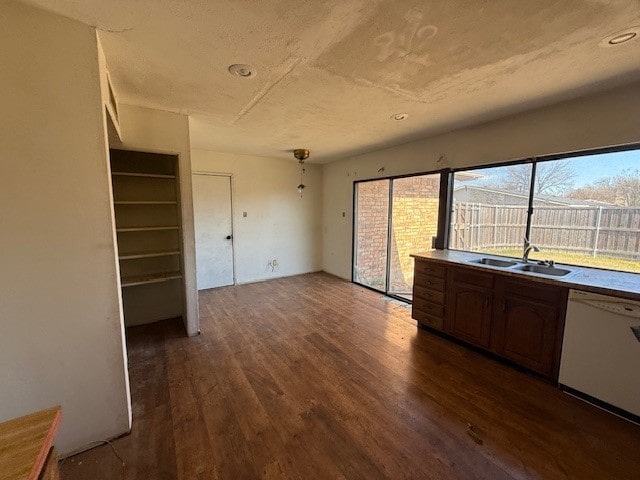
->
228, 64, 255, 77
600, 27, 640, 47
390, 113, 408, 121
609, 32, 636, 44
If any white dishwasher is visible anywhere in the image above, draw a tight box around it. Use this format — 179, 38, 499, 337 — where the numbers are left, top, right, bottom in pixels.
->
559, 289, 640, 422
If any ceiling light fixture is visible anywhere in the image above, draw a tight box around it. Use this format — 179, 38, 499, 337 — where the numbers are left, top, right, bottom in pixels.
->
293, 149, 310, 196
609, 32, 636, 44
228, 64, 255, 77
390, 113, 408, 121
600, 27, 639, 47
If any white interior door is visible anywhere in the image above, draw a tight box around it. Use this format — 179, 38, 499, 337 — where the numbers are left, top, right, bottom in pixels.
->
192, 174, 234, 290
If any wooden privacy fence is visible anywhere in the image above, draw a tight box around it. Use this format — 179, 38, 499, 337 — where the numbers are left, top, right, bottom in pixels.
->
450, 202, 640, 259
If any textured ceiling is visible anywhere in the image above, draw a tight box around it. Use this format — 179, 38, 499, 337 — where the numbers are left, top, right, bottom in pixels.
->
24, 0, 640, 162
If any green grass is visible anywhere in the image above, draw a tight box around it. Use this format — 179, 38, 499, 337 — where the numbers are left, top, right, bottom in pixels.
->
481, 248, 640, 274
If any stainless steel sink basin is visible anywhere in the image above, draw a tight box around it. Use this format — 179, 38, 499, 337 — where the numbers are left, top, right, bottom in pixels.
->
474, 258, 518, 268
516, 264, 572, 276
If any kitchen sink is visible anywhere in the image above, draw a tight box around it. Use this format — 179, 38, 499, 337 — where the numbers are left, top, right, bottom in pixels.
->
474, 258, 518, 268
516, 264, 572, 276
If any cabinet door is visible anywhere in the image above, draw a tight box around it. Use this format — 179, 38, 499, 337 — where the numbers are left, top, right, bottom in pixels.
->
496, 295, 560, 376
445, 283, 492, 348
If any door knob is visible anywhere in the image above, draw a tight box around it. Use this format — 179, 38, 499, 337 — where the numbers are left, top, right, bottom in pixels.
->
226, 235, 233, 240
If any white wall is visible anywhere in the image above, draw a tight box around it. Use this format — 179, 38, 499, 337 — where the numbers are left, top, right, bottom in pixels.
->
323, 83, 640, 279
0, 1, 130, 455
111, 104, 200, 336
191, 149, 323, 284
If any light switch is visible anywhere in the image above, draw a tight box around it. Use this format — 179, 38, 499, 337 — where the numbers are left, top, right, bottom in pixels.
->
243, 211, 247, 217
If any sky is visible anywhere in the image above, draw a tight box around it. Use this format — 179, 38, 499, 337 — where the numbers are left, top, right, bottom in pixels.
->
458, 148, 640, 189
568, 149, 640, 187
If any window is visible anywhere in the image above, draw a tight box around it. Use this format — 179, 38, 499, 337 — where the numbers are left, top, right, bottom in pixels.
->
528, 151, 640, 272
448, 147, 640, 274
449, 164, 532, 255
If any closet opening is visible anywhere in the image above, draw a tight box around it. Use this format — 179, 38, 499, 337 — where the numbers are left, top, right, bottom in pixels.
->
110, 149, 186, 329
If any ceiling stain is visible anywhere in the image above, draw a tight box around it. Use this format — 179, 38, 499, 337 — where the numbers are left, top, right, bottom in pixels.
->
315, 0, 614, 96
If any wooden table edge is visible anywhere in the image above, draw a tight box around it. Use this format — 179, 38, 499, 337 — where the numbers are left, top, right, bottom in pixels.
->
28, 407, 61, 480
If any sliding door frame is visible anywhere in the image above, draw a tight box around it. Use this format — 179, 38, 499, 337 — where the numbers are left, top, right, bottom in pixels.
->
351, 169, 447, 303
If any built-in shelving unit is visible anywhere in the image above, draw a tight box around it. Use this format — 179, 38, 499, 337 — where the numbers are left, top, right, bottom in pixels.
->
110, 149, 184, 327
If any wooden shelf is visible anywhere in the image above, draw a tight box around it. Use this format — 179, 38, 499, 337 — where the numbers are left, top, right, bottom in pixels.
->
116, 225, 179, 232
119, 250, 181, 260
121, 271, 182, 287
112, 172, 175, 179
114, 200, 178, 205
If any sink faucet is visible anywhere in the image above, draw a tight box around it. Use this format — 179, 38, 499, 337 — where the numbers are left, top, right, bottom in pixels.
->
523, 238, 540, 263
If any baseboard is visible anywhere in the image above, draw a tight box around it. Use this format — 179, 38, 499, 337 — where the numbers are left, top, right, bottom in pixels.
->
559, 385, 640, 426
59, 428, 131, 460
235, 269, 323, 285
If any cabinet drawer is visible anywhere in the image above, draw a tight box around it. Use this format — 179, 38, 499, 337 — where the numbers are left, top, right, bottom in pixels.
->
413, 309, 444, 330
414, 260, 446, 279
414, 273, 446, 292
450, 267, 493, 288
499, 277, 566, 303
413, 284, 445, 305
413, 298, 445, 318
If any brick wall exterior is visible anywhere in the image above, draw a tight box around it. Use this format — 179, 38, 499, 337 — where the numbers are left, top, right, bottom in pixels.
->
355, 176, 439, 293
389, 197, 439, 292
354, 181, 389, 288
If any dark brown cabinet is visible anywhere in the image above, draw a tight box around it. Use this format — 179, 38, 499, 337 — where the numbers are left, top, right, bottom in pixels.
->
445, 268, 493, 348
491, 278, 567, 378
412, 258, 568, 381
412, 260, 447, 331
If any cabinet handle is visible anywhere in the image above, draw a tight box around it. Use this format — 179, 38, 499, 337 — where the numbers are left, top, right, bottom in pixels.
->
502, 300, 507, 312
484, 297, 489, 308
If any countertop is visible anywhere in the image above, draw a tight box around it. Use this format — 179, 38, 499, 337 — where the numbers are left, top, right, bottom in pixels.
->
411, 250, 640, 302
0, 406, 61, 480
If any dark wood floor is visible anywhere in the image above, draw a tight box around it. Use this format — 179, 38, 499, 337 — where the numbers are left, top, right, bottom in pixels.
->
61, 273, 640, 479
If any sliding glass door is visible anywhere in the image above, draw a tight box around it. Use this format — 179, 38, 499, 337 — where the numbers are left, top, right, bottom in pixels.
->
353, 173, 441, 301
353, 180, 390, 290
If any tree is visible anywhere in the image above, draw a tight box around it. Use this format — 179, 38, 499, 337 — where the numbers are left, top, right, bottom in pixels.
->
570, 169, 640, 206
503, 162, 577, 196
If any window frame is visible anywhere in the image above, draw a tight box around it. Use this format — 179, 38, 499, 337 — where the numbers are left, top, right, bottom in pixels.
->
444, 143, 640, 272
